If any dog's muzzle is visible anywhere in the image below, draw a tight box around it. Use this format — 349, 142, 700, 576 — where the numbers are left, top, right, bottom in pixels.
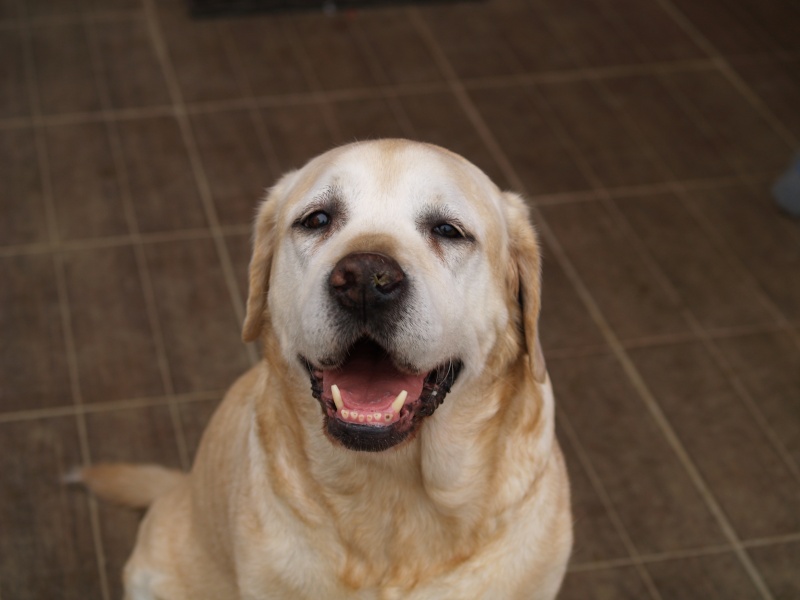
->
298, 252, 462, 452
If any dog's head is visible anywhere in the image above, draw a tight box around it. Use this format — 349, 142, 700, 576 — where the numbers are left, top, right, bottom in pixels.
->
242, 140, 545, 452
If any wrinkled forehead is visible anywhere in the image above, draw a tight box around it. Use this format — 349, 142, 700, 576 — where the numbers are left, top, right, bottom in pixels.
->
282, 141, 504, 226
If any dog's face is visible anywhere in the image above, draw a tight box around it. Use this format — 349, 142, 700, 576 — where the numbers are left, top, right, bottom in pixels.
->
243, 140, 544, 452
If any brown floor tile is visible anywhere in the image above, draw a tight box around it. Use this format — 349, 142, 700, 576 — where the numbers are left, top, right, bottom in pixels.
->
559, 567, 653, 600
420, 3, 536, 78
331, 96, 408, 143
399, 90, 508, 188
45, 121, 130, 241
0, 127, 48, 246
0, 417, 101, 599
645, 552, 763, 600
1, 254, 72, 412
729, 56, 800, 140
536, 0, 649, 69
191, 108, 274, 227
85, 404, 183, 598
156, 2, 243, 103
602, 74, 733, 181
24, 0, 82, 19
558, 424, 629, 566
116, 116, 208, 234
224, 232, 252, 305
0, 0, 19, 19
629, 342, 800, 540
260, 102, 337, 173
540, 201, 689, 341
83, 0, 143, 14
31, 22, 102, 116
355, 9, 443, 85
669, 0, 800, 56
748, 541, 800, 600
662, 69, 792, 177
92, 16, 171, 110
224, 15, 311, 97
0, 28, 28, 119
615, 192, 778, 331
290, 13, 383, 91
538, 239, 606, 353
62, 246, 165, 404
178, 398, 221, 461
582, 0, 705, 63
549, 354, 725, 554
537, 80, 669, 189
714, 331, 800, 469
145, 238, 251, 394
686, 184, 800, 323
467, 85, 587, 194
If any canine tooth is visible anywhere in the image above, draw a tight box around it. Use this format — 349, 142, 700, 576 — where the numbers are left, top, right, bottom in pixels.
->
391, 390, 408, 414
341, 409, 349, 419
331, 385, 343, 411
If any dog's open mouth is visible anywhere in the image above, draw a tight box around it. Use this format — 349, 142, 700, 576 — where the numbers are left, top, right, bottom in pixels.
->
303, 339, 462, 452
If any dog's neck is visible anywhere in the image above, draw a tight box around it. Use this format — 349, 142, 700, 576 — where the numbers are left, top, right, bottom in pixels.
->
254, 342, 554, 589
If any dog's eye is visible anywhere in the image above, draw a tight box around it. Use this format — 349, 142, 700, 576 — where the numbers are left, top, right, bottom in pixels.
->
432, 223, 463, 239
301, 211, 331, 230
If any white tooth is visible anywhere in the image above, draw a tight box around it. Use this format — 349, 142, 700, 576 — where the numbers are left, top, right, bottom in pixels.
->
391, 390, 408, 414
366, 415, 373, 422
341, 409, 349, 419
331, 385, 343, 411
374, 413, 382, 421
384, 413, 392, 422
358, 414, 365, 423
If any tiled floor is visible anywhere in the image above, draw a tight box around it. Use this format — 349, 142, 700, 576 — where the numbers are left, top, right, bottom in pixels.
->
1, 0, 799, 597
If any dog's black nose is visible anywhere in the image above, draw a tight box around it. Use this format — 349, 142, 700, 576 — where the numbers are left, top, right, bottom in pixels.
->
329, 252, 406, 313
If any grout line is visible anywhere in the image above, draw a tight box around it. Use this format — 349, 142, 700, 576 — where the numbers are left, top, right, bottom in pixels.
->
0, 59, 744, 133
545, 320, 794, 361
141, 0, 259, 366
407, 7, 781, 600
81, 11, 191, 471
0, 224, 252, 258
17, 3, 110, 596
0, 9, 144, 29
559, 415, 665, 599
568, 543, 733, 573
569, 530, 800, 574
0, 391, 225, 425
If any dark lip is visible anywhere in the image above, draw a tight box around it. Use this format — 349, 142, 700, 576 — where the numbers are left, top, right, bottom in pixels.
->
300, 342, 463, 453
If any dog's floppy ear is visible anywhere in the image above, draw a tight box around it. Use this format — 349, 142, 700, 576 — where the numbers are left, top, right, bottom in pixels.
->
242, 171, 297, 343
503, 192, 547, 383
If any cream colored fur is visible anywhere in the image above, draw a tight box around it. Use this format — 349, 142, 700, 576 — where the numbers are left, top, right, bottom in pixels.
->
80, 139, 573, 600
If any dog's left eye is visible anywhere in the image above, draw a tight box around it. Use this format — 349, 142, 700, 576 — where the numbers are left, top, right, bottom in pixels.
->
432, 223, 463, 239
301, 211, 331, 229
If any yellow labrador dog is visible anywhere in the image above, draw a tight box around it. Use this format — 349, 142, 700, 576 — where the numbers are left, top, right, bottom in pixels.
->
80, 139, 572, 599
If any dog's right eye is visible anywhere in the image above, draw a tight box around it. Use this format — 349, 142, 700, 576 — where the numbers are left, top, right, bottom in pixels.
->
301, 211, 331, 230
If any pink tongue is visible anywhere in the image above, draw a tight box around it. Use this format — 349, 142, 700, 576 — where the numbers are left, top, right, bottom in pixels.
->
322, 346, 425, 411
